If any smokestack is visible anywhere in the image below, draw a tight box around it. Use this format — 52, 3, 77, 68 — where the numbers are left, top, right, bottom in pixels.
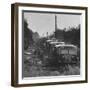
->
55, 15, 57, 38
55, 15, 57, 31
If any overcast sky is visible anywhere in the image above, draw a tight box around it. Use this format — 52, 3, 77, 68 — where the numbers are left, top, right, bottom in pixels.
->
24, 12, 80, 37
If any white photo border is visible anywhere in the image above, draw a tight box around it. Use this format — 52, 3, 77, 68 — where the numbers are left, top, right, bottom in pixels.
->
18, 6, 86, 84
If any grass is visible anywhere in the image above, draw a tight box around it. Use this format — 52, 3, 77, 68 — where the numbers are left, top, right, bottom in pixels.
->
23, 44, 80, 77
63, 65, 80, 75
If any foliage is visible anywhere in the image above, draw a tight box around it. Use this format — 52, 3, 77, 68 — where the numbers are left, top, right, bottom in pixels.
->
54, 25, 80, 47
24, 20, 33, 50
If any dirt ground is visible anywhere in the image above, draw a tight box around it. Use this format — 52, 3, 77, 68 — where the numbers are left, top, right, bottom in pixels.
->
23, 46, 80, 77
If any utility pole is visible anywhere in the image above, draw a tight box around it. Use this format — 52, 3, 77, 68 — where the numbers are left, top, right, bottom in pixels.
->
46, 32, 48, 39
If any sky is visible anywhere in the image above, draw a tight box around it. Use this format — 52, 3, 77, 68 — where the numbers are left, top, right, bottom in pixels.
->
24, 12, 80, 37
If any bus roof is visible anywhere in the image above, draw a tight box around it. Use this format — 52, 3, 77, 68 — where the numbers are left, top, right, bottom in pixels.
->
50, 41, 65, 44
46, 40, 53, 42
55, 44, 77, 48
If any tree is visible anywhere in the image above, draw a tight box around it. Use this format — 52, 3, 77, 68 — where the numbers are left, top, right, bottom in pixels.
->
63, 25, 80, 47
24, 20, 33, 50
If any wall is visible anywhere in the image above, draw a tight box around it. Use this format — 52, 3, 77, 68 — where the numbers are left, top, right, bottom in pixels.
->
0, 0, 89, 90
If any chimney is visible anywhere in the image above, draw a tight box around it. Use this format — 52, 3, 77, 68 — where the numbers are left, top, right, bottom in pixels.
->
55, 15, 57, 38
55, 15, 57, 31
